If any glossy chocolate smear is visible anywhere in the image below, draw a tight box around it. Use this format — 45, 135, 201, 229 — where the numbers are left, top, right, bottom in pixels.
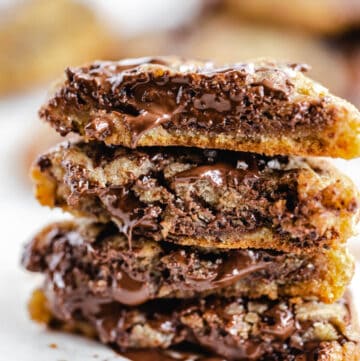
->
172, 163, 260, 187
172, 164, 237, 186
164, 250, 269, 291
122, 88, 184, 148
211, 251, 267, 288
171, 152, 262, 187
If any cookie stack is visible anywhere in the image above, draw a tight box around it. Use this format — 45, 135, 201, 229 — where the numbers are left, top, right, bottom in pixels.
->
23, 57, 360, 360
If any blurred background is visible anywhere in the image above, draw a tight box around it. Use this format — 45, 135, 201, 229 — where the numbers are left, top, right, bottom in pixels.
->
0, 1, 360, 360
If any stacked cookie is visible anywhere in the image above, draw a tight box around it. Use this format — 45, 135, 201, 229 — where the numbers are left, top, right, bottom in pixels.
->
23, 57, 360, 360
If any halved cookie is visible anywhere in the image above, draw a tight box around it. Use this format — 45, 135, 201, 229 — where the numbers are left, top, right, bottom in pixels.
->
32, 142, 360, 253
22, 220, 354, 304
27, 289, 360, 360
39, 57, 360, 158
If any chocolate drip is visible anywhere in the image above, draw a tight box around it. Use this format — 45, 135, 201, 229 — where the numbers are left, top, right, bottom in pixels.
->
127, 110, 172, 148
211, 252, 267, 288
102, 59, 187, 148
99, 188, 160, 248
124, 96, 183, 148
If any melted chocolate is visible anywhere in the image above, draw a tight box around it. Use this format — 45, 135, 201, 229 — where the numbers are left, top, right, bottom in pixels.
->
99, 188, 160, 248
212, 252, 267, 288
173, 164, 236, 186
112, 271, 150, 306
23, 221, 330, 307
170, 151, 262, 187
261, 305, 295, 340
127, 110, 171, 148
123, 101, 184, 148
37, 140, 354, 250
167, 250, 269, 291
172, 161, 260, 187
116, 65, 294, 148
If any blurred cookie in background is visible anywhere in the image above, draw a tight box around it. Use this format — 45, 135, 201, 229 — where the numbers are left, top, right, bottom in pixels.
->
0, 0, 118, 96
121, 30, 178, 59
123, 12, 349, 97
225, 0, 360, 34
182, 14, 349, 96
348, 49, 360, 107
329, 29, 360, 108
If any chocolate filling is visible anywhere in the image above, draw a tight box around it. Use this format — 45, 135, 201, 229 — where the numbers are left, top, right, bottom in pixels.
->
40, 57, 336, 148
